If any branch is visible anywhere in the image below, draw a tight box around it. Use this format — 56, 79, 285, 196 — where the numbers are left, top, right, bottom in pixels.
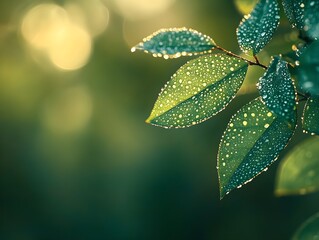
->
214, 46, 268, 69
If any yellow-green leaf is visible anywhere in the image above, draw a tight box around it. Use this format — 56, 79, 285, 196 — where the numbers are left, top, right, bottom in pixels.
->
146, 54, 248, 128
234, 0, 259, 15
276, 137, 319, 196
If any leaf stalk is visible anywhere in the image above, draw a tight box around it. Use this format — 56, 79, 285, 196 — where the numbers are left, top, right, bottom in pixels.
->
214, 46, 268, 69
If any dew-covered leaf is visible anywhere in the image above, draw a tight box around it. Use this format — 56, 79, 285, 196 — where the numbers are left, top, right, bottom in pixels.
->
293, 212, 319, 240
283, 0, 319, 40
218, 98, 296, 198
146, 54, 248, 128
303, 97, 319, 135
131, 28, 216, 59
258, 56, 297, 123
275, 137, 319, 196
234, 0, 258, 15
282, 0, 305, 30
237, 0, 280, 55
296, 40, 319, 96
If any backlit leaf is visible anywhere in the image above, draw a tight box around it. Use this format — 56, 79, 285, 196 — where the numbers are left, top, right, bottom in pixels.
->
303, 97, 319, 135
234, 0, 258, 15
131, 28, 216, 59
218, 98, 296, 198
276, 137, 319, 196
146, 54, 248, 128
237, 0, 280, 55
296, 40, 319, 96
258, 56, 297, 123
292, 212, 319, 240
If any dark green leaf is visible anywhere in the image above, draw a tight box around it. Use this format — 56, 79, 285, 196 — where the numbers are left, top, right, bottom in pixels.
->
303, 97, 319, 135
218, 98, 296, 198
237, 0, 280, 55
146, 54, 248, 128
297, 40, 319, 96
293, 212, 319, 240
304, 1, 319, 39
234, 0, 258, 14
131, 28, 216, 59
258, 56, 297, 123
282, 0, 305, 30
276, 137, 319, 196
282, 0, 319, 40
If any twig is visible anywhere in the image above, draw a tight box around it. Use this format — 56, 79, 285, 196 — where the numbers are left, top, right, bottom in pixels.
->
214, 45, 268, 69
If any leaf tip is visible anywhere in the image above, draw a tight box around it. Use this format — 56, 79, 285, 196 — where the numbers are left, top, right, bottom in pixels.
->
146, 113, 157, 124
219, 187, 230, 200
131, 43, 144, 53
145, 117, 151, 124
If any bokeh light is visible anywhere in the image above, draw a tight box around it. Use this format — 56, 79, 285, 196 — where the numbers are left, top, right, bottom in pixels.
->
21, 4, 69, 50
111, 0, 175, 20
21, 1, 109, 71
47, 24, 91, 70
65, 0, 110, 37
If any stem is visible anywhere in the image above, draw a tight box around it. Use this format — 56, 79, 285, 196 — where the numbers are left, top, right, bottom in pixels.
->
297, 92, 307, 98
253, 55, 260, 65
297, 92, 308, 102
297, 97, 307, 103
214, 45, 268, 69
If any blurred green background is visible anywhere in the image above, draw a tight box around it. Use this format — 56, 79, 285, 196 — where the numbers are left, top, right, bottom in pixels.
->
0, 0, 318, 239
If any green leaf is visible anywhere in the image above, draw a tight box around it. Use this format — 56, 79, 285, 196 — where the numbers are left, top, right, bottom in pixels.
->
292, 212, 319, 240
146, 54, 248, 128
131, 28, 216, 59
297, 40, 319, 96
234, 0, 258, 15
218, 98, 296, 198
304, 1, 319, 39
282, 0, 305, 30
303, 97, 319, 135
237, 0, 280, 55
282, 0, 319, 40
275, 137, 319, 196
258, 56, 297, 123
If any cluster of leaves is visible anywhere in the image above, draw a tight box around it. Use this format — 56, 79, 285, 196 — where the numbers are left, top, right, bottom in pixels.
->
132, 0, 319, 238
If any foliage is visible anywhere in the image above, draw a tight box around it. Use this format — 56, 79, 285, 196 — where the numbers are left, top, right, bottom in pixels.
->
276, 137, 319, 196
132, 0, 319, 237
292, 212, 319, 240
